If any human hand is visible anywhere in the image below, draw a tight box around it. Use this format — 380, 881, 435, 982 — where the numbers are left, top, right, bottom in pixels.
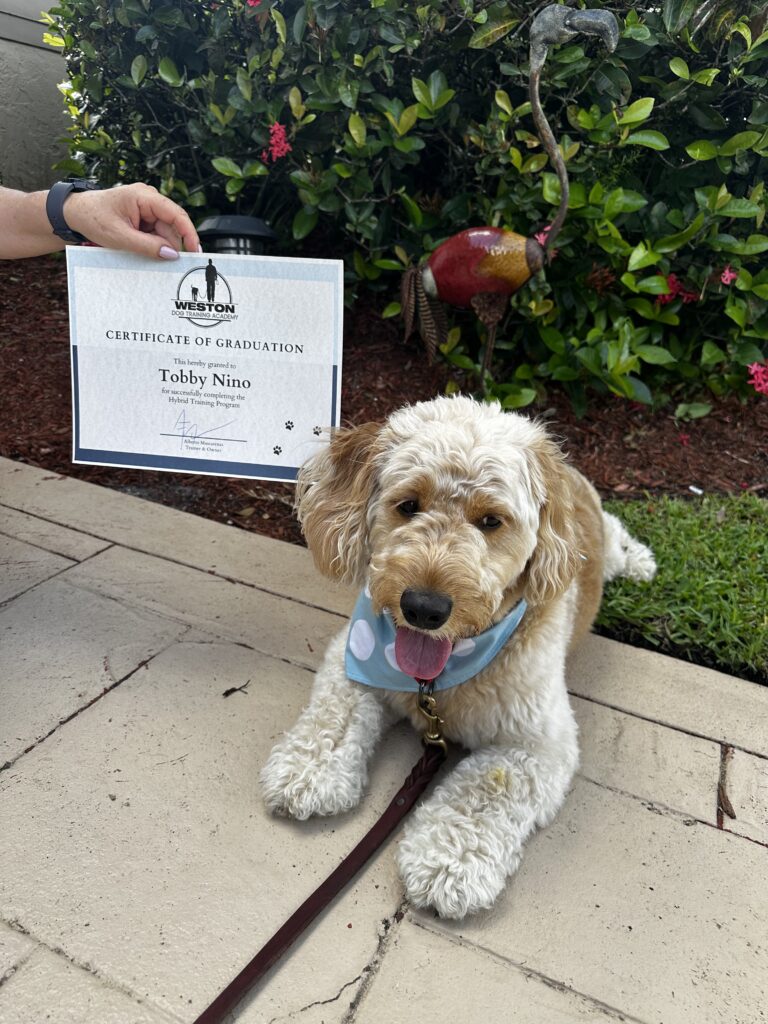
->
64, 183, 200, 259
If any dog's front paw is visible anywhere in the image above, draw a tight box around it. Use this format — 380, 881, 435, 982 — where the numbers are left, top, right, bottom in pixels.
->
396, 810, 516, 919
260, 743, 365, 821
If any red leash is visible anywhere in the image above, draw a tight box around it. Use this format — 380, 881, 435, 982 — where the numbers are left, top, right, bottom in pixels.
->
192, 742, 446, 1024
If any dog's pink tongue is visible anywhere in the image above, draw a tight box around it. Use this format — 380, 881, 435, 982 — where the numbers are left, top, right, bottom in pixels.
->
395, 628, 452, 680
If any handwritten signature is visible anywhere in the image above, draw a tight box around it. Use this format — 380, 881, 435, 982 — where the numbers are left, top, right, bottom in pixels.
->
169, 409, 237, 451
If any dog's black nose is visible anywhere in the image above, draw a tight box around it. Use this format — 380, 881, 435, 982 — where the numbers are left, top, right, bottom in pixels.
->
400, 589, 453, 630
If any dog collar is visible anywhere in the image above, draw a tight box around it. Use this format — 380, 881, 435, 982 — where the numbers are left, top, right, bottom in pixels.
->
345, 589, 527, 693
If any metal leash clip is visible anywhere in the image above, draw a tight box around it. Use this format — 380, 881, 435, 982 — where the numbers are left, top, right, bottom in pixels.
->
417, 680, 448, 754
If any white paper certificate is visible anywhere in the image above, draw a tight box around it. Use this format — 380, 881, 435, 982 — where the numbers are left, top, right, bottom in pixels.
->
67, 246, 343, 482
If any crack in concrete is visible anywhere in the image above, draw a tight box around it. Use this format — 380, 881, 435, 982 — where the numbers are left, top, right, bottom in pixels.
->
266, 973, 365, 1024
340, 900, 408, 1023
0, 918, 182, 1023
0, 627, 193, 774
410, 915, 653, 1024
0, 507, 350, 622
570, 690, 768, 762
581, 773, 768, 849
0, 944, 36, 992
0, 544, 103, 612
260, 902, 409, 1024
59, 577, 320, 677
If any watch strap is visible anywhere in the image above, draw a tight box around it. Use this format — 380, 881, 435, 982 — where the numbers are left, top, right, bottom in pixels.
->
46, 180, 99, 244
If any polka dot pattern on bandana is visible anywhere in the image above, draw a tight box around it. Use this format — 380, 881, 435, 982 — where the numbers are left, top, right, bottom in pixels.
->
344, 590, 528, 693
348, 618, 375, 661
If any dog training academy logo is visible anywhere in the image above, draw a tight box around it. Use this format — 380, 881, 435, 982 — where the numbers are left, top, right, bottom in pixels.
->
172, 259, 239, 328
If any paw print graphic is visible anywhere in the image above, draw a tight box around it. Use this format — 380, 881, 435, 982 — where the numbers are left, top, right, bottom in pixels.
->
273, 445, 282, 455
285, 420, 294, 430
313, 426, 322, 436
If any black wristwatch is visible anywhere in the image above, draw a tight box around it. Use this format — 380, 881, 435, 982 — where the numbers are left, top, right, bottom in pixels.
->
45, 178, 101, 243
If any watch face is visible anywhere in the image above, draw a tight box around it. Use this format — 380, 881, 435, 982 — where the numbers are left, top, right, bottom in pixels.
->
67, 178, 100, 191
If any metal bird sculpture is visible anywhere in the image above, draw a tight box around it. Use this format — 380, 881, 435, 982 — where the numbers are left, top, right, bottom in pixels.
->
401, 4, 619, 376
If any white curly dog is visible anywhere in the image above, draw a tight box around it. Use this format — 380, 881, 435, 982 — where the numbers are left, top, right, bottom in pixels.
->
261, 395, 655, 919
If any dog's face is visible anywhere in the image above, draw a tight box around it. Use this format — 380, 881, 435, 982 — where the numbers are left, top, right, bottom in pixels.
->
297, 397, 579, 650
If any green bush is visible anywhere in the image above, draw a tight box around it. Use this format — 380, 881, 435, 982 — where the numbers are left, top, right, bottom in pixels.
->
45, 0, 768, 410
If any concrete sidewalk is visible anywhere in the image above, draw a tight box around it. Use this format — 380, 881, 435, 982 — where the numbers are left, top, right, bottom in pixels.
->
1, 455, 766, 1024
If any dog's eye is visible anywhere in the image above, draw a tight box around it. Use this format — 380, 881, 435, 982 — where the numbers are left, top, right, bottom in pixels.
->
397, 499, 420, 517
478, 514, 502, 531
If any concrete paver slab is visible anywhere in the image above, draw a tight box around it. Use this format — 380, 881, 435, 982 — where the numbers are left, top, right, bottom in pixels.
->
0, 503, 110, 562
0, 948, 173, 1024
0, 577, 189, 767
0, 639, 422, 1024
0, 922, 35, 981
0, 458, 354, 615
355, 916, 634, 1023
422, 778, 767, 1024
569, 634, 768, 757
573, 696, 720, 823
0, 533, 73, 604
726, 749, 768, 846
3, 457, 768, 1024
62, 544, 343, 670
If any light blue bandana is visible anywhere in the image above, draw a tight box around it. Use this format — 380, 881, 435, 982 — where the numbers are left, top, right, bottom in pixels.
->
345, 589, 527, 693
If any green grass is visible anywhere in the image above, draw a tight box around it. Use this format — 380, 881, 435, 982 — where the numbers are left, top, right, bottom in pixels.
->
598, 494, 768, 685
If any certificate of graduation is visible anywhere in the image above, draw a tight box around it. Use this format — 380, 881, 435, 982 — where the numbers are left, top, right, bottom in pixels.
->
67, 246, 343, 482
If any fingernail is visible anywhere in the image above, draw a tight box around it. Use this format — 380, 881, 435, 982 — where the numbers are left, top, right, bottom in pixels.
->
159, 245, 179, 260
197, 243, 203, 253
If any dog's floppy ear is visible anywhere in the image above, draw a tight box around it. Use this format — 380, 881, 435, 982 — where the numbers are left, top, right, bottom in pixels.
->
295, 421, 385, 584
523, 437, 580, 605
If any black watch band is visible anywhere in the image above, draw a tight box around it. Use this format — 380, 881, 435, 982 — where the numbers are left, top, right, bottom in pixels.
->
45, 179, 101, 244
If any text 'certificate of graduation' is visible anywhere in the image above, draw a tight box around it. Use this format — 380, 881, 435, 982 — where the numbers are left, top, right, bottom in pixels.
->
67, 247, 343, 482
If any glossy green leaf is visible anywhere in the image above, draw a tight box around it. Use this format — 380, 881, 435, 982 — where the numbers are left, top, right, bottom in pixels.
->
399, 193, 422, 226
468, 16, 519, 49
292, 207, 318, 240
617, 97, 655, 125
655, 211, 706, 253
624, 130, 670, 150
663, 0, 697, 34
500, 387, 536, 409
700, 341, 726, 365
131, 55, 147, 86
628, 243, 661, 272
236, 67, 252, 102
348, 112, 366, 146
495, 89, 513, 116
211, 156, 242, 178
719, 131, 761, 156
686, 139, 718, 160
636, 276, 671, 294
716, 198, 762, 219
157, 57, 182, 87
271, 7, 287, 44
636, 344, 676, 364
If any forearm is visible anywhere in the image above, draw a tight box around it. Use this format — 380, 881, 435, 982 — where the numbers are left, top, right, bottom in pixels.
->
0, 187, 66, 259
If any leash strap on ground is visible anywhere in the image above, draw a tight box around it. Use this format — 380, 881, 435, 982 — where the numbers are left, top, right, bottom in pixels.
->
191, 744, 447, 1024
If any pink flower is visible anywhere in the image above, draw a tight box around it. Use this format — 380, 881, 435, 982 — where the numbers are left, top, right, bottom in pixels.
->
533, 224, 558, 259
720, 265, 738, 285
656, 271, 699, 305
678, 432, 691, 447
747, 361, 768, 396
246, 0, 261, 6
263, 122, 292, 162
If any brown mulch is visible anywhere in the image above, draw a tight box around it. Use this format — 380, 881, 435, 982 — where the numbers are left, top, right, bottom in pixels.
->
1, 253, 766, 549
